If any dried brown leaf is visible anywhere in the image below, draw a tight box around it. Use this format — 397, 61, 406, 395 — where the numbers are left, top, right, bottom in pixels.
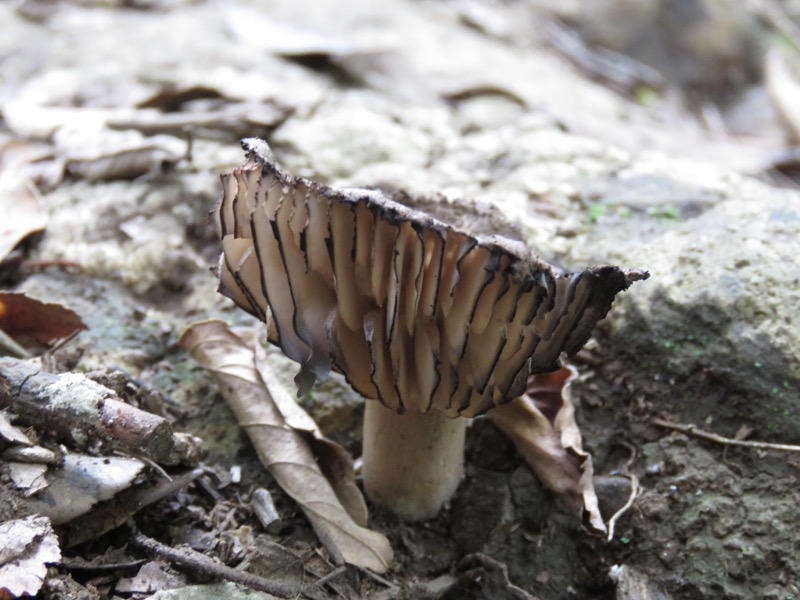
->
488, 365, 606, 535
0, 293, 87, 354
251, 338, 369, 526
179, 320, 393, 573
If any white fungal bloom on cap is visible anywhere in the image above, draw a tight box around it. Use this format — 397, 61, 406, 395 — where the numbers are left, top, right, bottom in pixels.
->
212, 138, 647, 418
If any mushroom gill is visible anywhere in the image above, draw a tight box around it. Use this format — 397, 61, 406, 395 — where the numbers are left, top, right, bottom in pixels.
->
212, 137, 648, 520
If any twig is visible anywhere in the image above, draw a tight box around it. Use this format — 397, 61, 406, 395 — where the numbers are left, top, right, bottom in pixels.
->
20, 258, 82, 272
651, 419, 800, 453
129, 453, 173, 481
312, 565, 348, 588
0, 328, 31, 358
750, 0, 800, 53
61, 468, 206, 547
542, 17, 663, 93
359, 566, 397, 590
606, 474, 639, 543
605, 442, 639, 542
0, 357, 177, 463
130, 532, 302, 599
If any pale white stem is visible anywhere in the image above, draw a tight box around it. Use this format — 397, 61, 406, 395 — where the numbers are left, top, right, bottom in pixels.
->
362, 401, 467, 521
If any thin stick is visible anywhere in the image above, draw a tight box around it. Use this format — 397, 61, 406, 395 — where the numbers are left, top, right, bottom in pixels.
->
359, 566, 397, 589
62, 469, 206, 548
651, 419, 800, 453
750, 0, 800, 53
604, 442, 639, 542
130, 533, 303, 599
606, 474, 639, 543
312, 565, 348, 588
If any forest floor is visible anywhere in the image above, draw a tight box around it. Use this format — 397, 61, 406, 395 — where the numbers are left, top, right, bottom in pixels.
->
1, 1, 800, 599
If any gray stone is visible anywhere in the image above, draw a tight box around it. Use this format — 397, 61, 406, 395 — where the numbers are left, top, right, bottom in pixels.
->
572, 175, 800, 441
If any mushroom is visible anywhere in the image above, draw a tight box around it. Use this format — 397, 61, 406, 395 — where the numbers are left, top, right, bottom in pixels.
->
211, 138, 648, 521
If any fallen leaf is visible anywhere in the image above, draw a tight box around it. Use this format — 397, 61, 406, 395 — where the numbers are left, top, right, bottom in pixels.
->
242, 538, 304, 597
179, 320, 393, 573
252, 337, 369, 527
55, 126, 186, 182
59, 468, 205, 548
0, 515, 61, 598
0, 172, 47, 263
8, 462, 49, 497
0, 292, 87, 354
488, 365, 606, 535
107, 102, 292, 137
0, 411, 34, 448
223, 4, 392, 57
0, 139, 63, 193
23, 454, 147, 524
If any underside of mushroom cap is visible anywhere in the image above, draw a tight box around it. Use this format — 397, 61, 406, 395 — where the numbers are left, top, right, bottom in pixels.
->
212, 138, 648, 418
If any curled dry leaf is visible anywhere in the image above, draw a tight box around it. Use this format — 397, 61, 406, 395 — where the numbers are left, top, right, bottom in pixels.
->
250, 337, 370, 527
0, 515, 61, 598
55, 127, 186, 182
488, 365, 606, 535
0, 293, 87, 354
107, 102, 292, 137
179, 320, 393, 573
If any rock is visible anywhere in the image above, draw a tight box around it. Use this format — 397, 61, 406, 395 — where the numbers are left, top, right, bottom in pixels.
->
572, 174, 800, 441
631, 434, 800, 599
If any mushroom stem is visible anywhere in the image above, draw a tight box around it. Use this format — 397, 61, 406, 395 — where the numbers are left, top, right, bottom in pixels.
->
362, 401, 467, 521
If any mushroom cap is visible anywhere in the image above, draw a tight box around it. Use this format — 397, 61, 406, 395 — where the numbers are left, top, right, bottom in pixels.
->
212, 138, 647, 418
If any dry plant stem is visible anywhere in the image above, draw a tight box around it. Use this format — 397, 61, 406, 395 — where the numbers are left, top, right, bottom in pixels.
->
130, 533, 301, 599
362, 402, 466, 521
652, 418, 800, 453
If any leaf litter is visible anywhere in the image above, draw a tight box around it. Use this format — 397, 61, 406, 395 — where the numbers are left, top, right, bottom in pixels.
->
0, 515, 61, 598
489, 365, 609, 535
4, 0, 794, 597
0, 154, 47, 264
179, 320, 393, 574
0, 292, 87, 356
